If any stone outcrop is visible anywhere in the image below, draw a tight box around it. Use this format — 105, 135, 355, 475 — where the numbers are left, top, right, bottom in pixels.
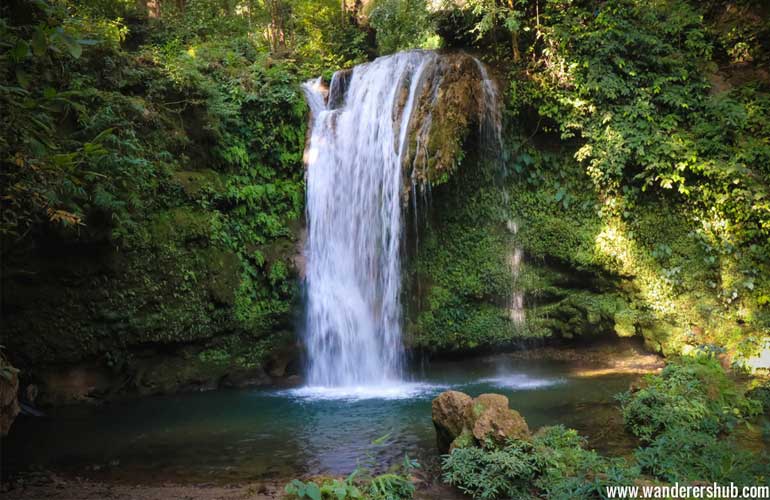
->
432, 390, 530, 453
432, 390, 473, 452
402, 53, 490, 186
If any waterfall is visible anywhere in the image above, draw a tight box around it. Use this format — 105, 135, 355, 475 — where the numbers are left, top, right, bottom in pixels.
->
301, 51, 501, 389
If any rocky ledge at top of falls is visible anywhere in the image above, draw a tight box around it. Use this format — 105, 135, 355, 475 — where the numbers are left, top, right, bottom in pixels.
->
432, 390, 531, 453
316, 50, 501, 193
396, 52, 501, 189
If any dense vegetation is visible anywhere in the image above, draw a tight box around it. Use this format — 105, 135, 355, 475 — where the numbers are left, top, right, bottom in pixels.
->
441, 355, 770, 499
1, 0, 368, 398
406, 0, 770, 365
1, 0, 768, 409
2, 0, 769, 498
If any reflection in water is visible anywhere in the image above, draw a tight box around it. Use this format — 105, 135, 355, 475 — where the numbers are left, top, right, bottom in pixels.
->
2, 358, 636, 484
480, 374, 563, 390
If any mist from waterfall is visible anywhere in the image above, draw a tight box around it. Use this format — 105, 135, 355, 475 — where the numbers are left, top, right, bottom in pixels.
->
301, 51, 505, 389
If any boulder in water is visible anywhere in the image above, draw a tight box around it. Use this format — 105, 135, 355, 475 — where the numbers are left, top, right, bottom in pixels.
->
470, 394, 529, 447
432, 390, 530, 452
432, 390, 473, 452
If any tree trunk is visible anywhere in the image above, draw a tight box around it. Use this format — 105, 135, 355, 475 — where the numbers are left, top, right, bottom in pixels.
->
267, 0, 286, 53
146, 0, 161, 18
507, 0, 520, 63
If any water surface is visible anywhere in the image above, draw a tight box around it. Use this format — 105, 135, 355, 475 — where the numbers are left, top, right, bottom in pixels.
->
3, 357, 636, 484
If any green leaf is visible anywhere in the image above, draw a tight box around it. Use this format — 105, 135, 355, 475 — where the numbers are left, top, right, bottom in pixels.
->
11, 40, 29, 61
16, 69, 30, 89
31, 27, 48, 56
305, 483, 322, 500
91, 128, 115, 144
372, 432, 391, 445
66, 39, 82, 59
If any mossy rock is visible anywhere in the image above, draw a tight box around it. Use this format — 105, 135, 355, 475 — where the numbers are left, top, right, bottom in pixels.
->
432, 390, 530, 452
203, 249, 240, 305
638, 318, 685, 355
173, 169, 226, 198
614, 308, 638, 337
149, 208, 213, 244
401, 53, 491, 186
450, 429, 475, 451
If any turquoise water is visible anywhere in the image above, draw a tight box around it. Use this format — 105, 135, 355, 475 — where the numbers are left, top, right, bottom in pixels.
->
3, 357, 636, 484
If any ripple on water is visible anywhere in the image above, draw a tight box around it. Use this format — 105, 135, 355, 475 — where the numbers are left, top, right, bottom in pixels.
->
478, 373, 564, 390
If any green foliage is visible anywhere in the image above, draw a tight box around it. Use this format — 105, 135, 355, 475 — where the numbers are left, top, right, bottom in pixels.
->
634, 427, 765, 484
149, 0, 369, 73
531, 427, 641, 500
747, 380, 770, 415
0, 1, 135, 239
616, 356, 769, 486
1, 0, 361, 382
407, 0, 769, 355
291, 0, 369, 73
369, 0, 438, 54
285, 479, 329, 500
618, 355, 761, 442
407, 157, 528, 350
502, 0, 770, 347
442, 440, 538, 499
442, 426, 641, 500
286, 451, 418, 500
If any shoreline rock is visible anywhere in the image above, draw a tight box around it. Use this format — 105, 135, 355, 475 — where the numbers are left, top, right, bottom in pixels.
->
432, 390, 530, 453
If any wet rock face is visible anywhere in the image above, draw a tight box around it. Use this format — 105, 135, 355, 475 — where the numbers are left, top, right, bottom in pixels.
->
432, 390, 530, 453
396, 51, 500, 189
320, 51, 499, 194
327, 69, 352, 110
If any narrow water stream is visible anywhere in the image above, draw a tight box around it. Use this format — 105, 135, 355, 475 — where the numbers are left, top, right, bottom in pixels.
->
3, 357, 637, 484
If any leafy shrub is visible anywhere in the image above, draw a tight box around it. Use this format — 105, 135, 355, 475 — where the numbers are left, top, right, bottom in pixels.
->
368, 0, 437, 54
442, 426, 640, 500
285, 476, 363, 500
617, 355, 761, 442
634, 427, 765, 484
531, 427, 641, 500
286, 451, 418, 500
746, 381, 770, 415
442, 440, 538, 499
366, 471, 416, 500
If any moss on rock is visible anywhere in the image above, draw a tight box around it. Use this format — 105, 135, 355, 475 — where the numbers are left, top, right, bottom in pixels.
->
173, 169, 226, 199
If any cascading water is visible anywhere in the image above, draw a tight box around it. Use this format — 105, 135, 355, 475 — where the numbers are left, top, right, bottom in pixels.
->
301, 50, 504, 390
